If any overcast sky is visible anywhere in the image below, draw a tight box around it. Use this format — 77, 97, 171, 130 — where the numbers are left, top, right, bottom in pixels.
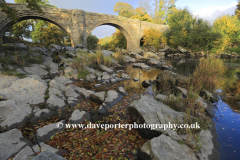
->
6, 0, 238, 39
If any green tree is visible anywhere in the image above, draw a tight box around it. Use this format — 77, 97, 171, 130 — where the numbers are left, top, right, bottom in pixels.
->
87, 33, 99, 50
235, 0, 240, 19
165, 7, 195, 48
114, 2, 134, 18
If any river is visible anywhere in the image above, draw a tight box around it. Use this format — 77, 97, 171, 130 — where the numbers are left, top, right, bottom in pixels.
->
119, 58, 240, 160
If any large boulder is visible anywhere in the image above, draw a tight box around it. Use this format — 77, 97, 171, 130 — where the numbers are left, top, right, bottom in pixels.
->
127, 95, 185, 138
0, 129, 33, 160
198, 129, 220, 160
90, 91, 106, 104
138, 134, 197, 160
156, 70, 191, 90
0, 77, 47, 105
0, 100, 32, 132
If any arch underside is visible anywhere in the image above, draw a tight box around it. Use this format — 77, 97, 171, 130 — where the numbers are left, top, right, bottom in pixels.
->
88, 21, 133, 49
0, 13, 70, 41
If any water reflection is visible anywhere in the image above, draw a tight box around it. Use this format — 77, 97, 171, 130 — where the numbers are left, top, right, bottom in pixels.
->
118, 64, 162, 90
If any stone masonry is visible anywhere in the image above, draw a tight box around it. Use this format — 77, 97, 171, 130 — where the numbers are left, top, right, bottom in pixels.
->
0, 3, 169, 49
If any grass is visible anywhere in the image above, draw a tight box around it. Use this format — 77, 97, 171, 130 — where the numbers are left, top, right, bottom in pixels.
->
159, 85, 211, 152
104, 56, 112, 67
71, 56, 90, 80
89, 51, 104, 69
114, 51, 126, 65
192, 57, 225, 93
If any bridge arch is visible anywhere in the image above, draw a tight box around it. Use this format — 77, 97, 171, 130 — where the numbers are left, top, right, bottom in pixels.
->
0, 13, 72, 45
87, 20, 135, 50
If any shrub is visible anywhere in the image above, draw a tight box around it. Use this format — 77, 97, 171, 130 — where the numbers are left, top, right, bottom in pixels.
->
114, 51, 126, 65
142, 28, 166, 50
192, 57, 225, 92
104, 56, 112, 67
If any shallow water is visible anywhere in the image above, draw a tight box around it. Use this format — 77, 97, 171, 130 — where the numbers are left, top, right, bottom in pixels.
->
121, 58, 240, 160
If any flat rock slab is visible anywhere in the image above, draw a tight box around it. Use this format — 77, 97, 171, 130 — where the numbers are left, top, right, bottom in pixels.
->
47, 94, 67, 111
121, 73, 131, 80
24, 66, 48, 77
32, 151, 66, 160
132, 63, 151, 69
0, 77, 47, 105
69, 110, 90, 124
83, 65, 102, 77
0, 129, 33, 160
49, 87, 65, 100
87, 73, 96, 81
0, 74, 19, 89
101, 72, 111, 81
0, 100, 32, 132
133, 78, 140, 81
124, 55, 136, 63
98, 103, 111, 113
30, 109, 58, 125
104, 90, 123, 107
128, 95, 185, 137
13, 142, 67, 160
35, 120, 65, 143
139, 134, 197, 160
49, 76, 73, 92
100, 65, 113, 73
75, 87, 95, 99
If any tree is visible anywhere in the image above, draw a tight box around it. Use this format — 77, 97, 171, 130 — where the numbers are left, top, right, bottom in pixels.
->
0, 0, 43, 23
114, 2, 134, 18
235, 0, 240, 19
213, 14, 240, 48
165, 7, 195, 48
151, 0, 177, 24
142, 27, 166, 50
131, 7, 152, 22
87, 33, 99, 50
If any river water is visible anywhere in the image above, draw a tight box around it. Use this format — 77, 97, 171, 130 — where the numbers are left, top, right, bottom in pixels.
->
120, 58, 240, 160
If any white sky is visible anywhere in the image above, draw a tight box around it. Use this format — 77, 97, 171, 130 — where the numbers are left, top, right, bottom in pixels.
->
6, 0, 238, 39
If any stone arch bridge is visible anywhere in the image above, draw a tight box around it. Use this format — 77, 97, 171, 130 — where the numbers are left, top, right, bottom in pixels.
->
0, 3, 169, 50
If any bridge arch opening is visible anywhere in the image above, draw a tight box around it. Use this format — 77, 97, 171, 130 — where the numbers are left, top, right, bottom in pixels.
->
140, 36, 145, 47
87, 21, 133, 51
1, 15, 72, 47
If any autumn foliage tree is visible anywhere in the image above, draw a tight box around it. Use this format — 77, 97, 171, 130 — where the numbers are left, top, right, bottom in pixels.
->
142, 28, 166, 50
213, 14, 240, 49
98, 29, 126, 51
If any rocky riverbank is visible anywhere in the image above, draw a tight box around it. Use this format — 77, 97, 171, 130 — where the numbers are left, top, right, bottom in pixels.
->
0, 43, 220, 160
